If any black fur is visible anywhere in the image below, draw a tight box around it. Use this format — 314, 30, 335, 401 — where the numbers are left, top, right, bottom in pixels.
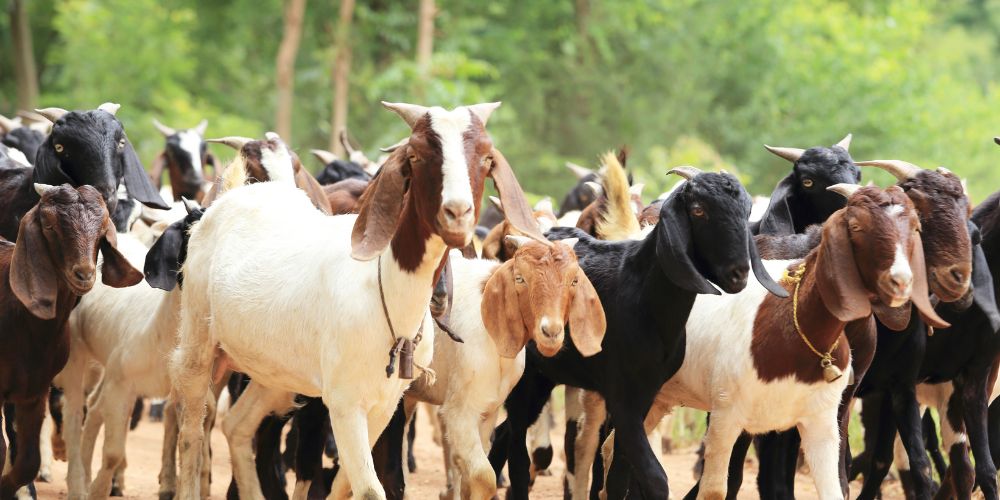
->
144, 205, 205, 290
315, 159, 370, 186
0, 128, 44, 162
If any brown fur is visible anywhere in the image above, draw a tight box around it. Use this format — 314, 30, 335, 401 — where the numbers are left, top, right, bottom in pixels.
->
481, 240, 605, 358
0, 184, 141, 496
751, 186, 940, 383
324, 178, 370, 215
481, 207, 557, 261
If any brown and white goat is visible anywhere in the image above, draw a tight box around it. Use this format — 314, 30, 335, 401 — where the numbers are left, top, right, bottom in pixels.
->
0, 184, 142, 499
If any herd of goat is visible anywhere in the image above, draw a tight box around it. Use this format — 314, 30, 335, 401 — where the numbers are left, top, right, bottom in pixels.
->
0, 101, 999, 500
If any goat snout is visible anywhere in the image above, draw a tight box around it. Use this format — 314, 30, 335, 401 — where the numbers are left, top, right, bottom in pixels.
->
442, 200, 473, 223
720, 264, 749, 293
930, 263, 972, 302
437, 200, 475, 246
69, 264, 97, 293
540, 316, 563, 339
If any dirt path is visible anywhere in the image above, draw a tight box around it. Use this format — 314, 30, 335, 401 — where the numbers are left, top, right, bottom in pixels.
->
34, 410, 901, 499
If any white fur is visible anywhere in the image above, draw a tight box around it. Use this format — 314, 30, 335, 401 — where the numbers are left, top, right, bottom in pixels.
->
170, 181, 441, 499
6, 147, 30, 167
177, 130, 203, 175
889, 243, 913, 301
429, 108, 475, 210
259, 144, 295, 184
750, 195, 771, 223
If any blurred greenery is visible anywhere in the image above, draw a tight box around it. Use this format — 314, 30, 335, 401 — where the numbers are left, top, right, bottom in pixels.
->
4, 0, 1000, 204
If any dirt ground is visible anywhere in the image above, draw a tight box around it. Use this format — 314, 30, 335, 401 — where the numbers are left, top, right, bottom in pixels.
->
34, 408, 903, 499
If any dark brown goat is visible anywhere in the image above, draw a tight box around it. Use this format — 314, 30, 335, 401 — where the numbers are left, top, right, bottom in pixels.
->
0, 184, 142, 498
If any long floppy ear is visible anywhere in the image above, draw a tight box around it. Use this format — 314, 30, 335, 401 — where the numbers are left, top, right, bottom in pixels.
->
907, 230, 949, 328
481, 262, 529, 358
655, 190, 720, 295
99, 227, 143, 288
121, 137, 170, 210
971, 241, 1000, 332
757, 174, 797, 235
816, 211, 871, 321
294, 167, 333, 215
749, 233, 789, 298
871, 302, 912, 331
143, 220, 185, 291
568, 268, 606, 357
32, 138, 74, 186
351, 146, 410, 260
489, 148, 548, 244
10, 207, 59, 319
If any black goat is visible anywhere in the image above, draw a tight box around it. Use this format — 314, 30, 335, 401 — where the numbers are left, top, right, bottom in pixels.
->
489, 168, 787, 499
149, 118, 216, 202
310, 148, 371, 186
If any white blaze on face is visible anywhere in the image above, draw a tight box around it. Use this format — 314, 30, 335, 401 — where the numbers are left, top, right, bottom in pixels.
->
889, 243, 913, 299
177, 130, 204, 175
428, 107, 475, 209
259, 144, 296, 185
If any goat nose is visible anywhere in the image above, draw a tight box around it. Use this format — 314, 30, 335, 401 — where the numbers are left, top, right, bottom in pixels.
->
73, 266, 95, 282
442, 200, 473, 222
890, 271, 913, 292
539, 317, 563, 339
947, 264, 970, 286
728, 266, 749, 286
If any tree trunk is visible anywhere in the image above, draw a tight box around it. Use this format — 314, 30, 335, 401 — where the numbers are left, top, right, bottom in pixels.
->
275, 0, 307, 143
416, 0, 435, 73
329, 0, 355, 155
9, 0, 39, 110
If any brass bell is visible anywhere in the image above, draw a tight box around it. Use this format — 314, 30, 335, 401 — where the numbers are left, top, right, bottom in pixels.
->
821, 357, 843, 383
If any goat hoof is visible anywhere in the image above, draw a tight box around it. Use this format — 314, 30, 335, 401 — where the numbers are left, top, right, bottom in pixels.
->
110, 485, 123, 497
158, 492, 175, 500
408, 457, 417, 473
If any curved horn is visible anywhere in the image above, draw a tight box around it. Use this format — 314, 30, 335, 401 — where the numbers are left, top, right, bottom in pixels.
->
826, 183, 862, 199
152, 118, 177, 137
193, 119, 208, 136
835, 133, 852, 151
381, 101, 430, 129
504, 235, 532, 250
666, 165, 704, 181
33, 183, 60, 197
379, 136, 409, 153
855, 160, 921, 181
764, 145, 805, 163
488, 195, 503, 213
467, 102, 501, 127
311, 149, 339, 165
98, 102, 121, 116
0, 114, 21, 133
339, 130, 358, 156
206, 136, 254, 151
34, 107, 69, 123
181, 197, 199, 214
565, 161, 595, 180
936, 166, 954, 176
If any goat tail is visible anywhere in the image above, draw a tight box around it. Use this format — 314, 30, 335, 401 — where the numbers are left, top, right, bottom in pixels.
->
220, 158, 249, 193
595, 151, 640, 241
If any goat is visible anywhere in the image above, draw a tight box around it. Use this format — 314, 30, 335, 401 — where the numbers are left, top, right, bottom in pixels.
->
481, 197, 557, 261
169, 102, 545, 500
311, 147, 372, 186
0, 183, 142, 499
489, 165, 788, 499
149, 118, 216, 203
0, 115, 45, 162
754, 134, 858, 235
559, 161, 601, 217
0, 104, 169, 242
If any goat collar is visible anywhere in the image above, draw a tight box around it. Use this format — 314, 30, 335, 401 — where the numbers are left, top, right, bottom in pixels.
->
378, 254, 435, 382
784, 263, 845, 384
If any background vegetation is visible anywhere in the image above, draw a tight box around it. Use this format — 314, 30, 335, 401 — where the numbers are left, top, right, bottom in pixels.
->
4, 0, 1000, 204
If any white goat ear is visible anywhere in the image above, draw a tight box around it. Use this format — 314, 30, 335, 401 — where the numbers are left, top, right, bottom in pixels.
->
98, 102, 121, 116
560, 237, 579, 249
467, 102, 501, 127
489, 196, 504, 213
504, 235, 532, 250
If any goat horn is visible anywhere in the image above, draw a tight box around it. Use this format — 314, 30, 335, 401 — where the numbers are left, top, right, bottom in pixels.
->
181, 197, 198, 214
381, 101, 430, 129
565, 161, 595, 180
504, 235, 532, 250
827, 183, 862, 199
835, 133, 852, 151
855, 160, 921, 181
936, 166, 953, 176
152, 119, 177, 137
34, 107, 69, 123
629, 183, 645, 198
193, 119, 208, 136
379, 137, 409, 153
488, 195, 504, 213
764, 145, 805, 163
0, 114, 21, 133
264, 131, 281, 142
584, 181, 604, 197
33, 183, 59, 197
666, 166, 704, 181
98, 102, 121, 116
339, 130, 358, 155
206, 136, 254, 151
559, 237, 579, 250
16, 110, 47, 123
311, 149, 338, 165
466, 102, 502, 127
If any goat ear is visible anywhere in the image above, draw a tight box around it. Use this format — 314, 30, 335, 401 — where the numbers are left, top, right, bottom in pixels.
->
749, 234, 788, 298
99, 227, 143, 288
871, 302, 912, 331
971, 240, 1000, 332
143, 221, 185, 291
480, 226, 504, 261
32, 138, 74, 186
294, 168, 333, 215
351, 147, 410, 260
489, 148, 548, 244
907, 230, 949, 328
655, 190, 720, 295
756, 174, 797, 235
10, 207, 58, 319
568, 268, 606, 357
816, 211, 871, 321
121, 137, 170, 210
481, 263, 528, 358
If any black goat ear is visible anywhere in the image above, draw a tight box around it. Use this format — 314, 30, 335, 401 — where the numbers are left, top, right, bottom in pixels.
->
32, 137, 74, 186
971, 242, 1000, 333
144, 221, 185, 291
756, 173, 796, 235
749, 234, 788, 298
655, 191, 719, 295
968, 220, 982, 246
121, 137, 170, 210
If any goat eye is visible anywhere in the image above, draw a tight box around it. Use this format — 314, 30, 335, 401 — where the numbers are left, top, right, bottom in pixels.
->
514, 275, 525, 284
54, 143, 64, 153
571, 277, 579, 286
118, 138, 126, 150
802, 178, 814, 188
691, 206, 705, 217
850, 223, 863, 232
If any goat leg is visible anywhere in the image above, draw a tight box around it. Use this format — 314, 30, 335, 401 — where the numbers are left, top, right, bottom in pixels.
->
958, 370, 998, 500
0, 398, 44, 499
